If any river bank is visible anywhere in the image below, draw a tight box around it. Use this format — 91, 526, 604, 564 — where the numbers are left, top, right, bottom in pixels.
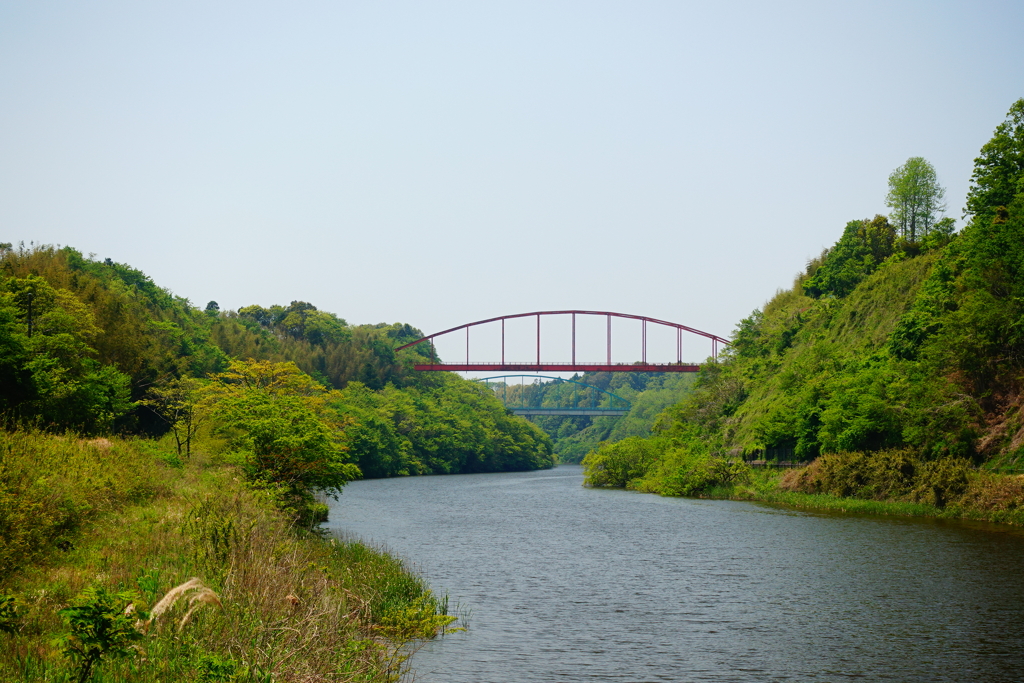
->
0, 430, 451, 682
584, 437, 1024, 527
711, 465, 1024, 527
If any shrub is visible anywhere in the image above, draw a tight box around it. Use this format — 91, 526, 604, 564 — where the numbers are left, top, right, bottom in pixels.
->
0, 594, 22, 634
57, 587, 146, 683
782, 448, 970, 508
640, 447, 750, 497
582, 437, 663, 488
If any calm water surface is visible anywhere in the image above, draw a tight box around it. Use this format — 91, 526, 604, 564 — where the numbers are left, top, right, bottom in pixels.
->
325, 466, 1024, 682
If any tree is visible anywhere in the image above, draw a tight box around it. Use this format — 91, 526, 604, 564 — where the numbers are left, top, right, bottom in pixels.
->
582, 436, 661, 488
0, 275, 133, 433
965, 98, 1024, 221
141, 377, 208, 458
203, 360, 360, 510
886, 157, 946, 242
803, 216, 897, 298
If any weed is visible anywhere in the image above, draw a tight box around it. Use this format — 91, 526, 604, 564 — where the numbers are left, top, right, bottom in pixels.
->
57, 586, 146, 683
0, 594, 22, 634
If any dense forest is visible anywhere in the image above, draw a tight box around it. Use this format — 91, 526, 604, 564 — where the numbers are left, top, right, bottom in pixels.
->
0, 246, 553, 500
583, 99, 1024, 522
486, 372, 696, 463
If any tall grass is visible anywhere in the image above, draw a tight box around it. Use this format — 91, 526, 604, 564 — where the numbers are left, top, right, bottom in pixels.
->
0, 431, 164, 575
0, 431, 455, 682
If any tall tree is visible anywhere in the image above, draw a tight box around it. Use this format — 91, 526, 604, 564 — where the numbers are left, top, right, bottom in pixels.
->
886, 157, 946, 242
965, 98, 1024, 221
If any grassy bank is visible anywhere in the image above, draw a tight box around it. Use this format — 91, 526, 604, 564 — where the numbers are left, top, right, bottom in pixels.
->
709, 464, 1024, 527
0, 430, 454, 682
583, 440, 1024, 526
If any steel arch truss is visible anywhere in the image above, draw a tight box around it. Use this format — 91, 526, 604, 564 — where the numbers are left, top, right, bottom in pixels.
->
395, 310, 729, 373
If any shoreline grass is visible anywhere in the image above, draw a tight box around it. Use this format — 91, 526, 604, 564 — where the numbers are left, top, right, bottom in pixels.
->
0, 430, 454, 682
693, 467, 1024, 528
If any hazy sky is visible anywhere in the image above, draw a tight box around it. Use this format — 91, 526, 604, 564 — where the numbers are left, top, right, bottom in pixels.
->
2, 1, 1023, 365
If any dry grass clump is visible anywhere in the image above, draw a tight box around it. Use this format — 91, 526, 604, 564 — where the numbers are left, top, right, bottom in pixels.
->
145, 578, 222, 632
958, 473, 1024, 514
773, 449, 970, 507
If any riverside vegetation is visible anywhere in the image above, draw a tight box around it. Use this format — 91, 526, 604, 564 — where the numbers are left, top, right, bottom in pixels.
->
0, 246, 555, 680
583, 98, 1024, 526
0, 431, 458, 681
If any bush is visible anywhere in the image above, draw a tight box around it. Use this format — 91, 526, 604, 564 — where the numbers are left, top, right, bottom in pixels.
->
781, 448, 970, 508
913, 457, 970, 507
638, 446, 750, 497
582, 437, 663, 488
57, 587, 146, 683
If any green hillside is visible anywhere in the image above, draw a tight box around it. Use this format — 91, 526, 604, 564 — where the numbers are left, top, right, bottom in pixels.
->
582, 98, 1024, 523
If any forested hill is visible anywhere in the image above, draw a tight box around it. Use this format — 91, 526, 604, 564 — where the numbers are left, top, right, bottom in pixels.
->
499, 372, 697, 463
583, 99, 1024, 500
0, 246, 554, 478
663, 100, 1024, 466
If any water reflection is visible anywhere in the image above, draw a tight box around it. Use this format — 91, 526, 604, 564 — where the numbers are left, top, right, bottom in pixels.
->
327, 466, 1024, 682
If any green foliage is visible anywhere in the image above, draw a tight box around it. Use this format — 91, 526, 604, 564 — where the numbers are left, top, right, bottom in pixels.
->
886, 157, 946, 241
374, 593, 459, 641
583, 434, 750, 497
141, 377, 208, 458
816, 359, 903, 453
803, 216, 897, 298
238, 301, 351, 346
219, 305, 427, 392
582, 436, 663, 488
965, 98, 1024, 221
334, 376, 554, 478
57, 586, 146, 683
0, 594, 22, 634
640, 449, 750, 497
0, 274, 134, 433
195, 653, 243, 682
783, 449, 970, 508
205, 360, 361, 509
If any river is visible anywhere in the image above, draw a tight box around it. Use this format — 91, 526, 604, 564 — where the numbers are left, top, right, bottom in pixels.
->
325, 465, 1024, 682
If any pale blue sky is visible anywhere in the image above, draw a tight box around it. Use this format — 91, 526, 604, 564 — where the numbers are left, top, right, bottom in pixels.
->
2, 1, 1022, 365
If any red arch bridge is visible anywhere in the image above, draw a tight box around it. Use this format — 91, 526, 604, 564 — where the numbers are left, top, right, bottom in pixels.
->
395, 310, 729, 373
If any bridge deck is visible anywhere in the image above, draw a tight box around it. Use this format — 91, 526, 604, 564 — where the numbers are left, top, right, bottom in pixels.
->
414, 363, 701, 373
